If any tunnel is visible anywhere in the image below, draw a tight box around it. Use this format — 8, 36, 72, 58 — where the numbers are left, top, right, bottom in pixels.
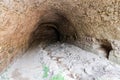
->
1, 0, 120, 79
29, 11, 78, 48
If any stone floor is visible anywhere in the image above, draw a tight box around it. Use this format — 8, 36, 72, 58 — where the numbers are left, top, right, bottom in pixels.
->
0, 43, 120, 80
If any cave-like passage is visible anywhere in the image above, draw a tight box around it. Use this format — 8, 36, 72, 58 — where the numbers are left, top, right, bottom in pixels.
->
29, 11, 78, 48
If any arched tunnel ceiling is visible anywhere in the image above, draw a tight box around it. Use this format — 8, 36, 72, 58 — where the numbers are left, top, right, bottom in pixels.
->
1, 0, 120, 73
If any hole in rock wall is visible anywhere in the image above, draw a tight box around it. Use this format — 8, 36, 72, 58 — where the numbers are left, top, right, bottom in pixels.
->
29, 11, 78, 48
96, 39, 113, 58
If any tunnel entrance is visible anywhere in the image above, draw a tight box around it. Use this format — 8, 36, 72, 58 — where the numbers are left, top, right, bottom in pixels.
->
29, 11, 77, 48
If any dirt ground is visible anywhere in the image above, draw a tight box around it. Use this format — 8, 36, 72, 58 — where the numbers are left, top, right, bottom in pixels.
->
0, 43, 120, 80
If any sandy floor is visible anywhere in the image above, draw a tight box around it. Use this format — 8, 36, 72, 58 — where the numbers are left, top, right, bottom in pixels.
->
0, 43, 120, 80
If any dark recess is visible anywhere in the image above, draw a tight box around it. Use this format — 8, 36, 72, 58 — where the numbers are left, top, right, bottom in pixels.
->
29, 11, 77, 48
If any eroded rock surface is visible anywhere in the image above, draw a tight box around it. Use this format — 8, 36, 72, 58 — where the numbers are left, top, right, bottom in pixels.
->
1, 43, 120, 80
1, 0, 120, 72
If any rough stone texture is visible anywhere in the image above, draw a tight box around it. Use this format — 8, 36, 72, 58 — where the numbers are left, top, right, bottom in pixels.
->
1, 0, 120, 73
109, 40, 120, 64
0, 43, 120, 80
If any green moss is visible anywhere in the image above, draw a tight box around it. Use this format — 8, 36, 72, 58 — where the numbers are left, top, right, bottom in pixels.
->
43, 65, 49, 78
51, 73, 64, 80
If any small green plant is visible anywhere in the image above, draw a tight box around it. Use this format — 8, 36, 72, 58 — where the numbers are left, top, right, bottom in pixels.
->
51, 73, 64, 80
43, 65, 49, 78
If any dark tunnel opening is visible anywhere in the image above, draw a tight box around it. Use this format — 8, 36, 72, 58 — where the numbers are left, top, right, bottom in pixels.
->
29, 11, 78, 48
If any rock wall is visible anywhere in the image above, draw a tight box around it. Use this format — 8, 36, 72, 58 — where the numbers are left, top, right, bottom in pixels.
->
1, 0, 120, 72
